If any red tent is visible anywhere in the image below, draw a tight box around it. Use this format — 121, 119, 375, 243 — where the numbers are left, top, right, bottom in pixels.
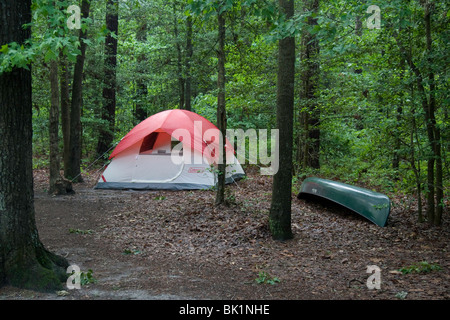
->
95, 109, 245, 190
110, 109, 233, 161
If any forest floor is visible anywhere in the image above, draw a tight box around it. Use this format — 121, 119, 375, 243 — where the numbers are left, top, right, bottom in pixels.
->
0, 167, 449, 301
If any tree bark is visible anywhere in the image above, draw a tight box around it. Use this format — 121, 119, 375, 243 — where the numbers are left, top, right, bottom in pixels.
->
185, 15, 193, 111
67, 0, 90, 182
173, 1, 185, 109
215, 7, 227, 206
0, 0, 69, 291
394, 1, 443, 225
269, 0, 295, 240
60, 53, 71, 176
135, 22, 148, 123
97, 0, 118, 157
424, 1, 443, 225
49, 59, 62, 194
298, 0, 320, 169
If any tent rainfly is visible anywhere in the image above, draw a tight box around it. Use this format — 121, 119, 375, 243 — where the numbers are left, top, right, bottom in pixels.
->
95, 109, 245, 190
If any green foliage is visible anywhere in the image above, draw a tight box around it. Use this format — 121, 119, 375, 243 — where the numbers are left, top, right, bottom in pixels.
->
399, 261, 442, 275
67, 268, 97, 286
69, 228, 94, 235
12, 0, 446, 220
395, 291, 408, 299
255, 271, 280, 285
122, 248, 142, 255
80, 269, 97, 286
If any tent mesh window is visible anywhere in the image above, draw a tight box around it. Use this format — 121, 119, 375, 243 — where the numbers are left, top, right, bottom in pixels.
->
139, 132, 158, 154
171, 139, 183, 155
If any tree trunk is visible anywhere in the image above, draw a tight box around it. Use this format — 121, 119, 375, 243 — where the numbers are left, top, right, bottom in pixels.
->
135, 22, 148, 123
185, 15, 193, 111
97, 0, 118, 157
67, 0, 90, 182
60, 53, 71, 176
0, 0, 69, 291
298, 0, 320, 169
49, 59, 62, 194
424, 1, 443, 225
173, 1, 185, 109
215, 8, 227, 206
269, 0, 295, 241
395, 1, 443, 225
392, 56, 405, 179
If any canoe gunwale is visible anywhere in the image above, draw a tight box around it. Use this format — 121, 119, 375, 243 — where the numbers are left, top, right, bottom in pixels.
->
297, 177, 390, 227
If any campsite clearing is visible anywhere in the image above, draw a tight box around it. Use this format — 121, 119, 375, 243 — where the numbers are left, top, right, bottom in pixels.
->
1, 167, 448, 300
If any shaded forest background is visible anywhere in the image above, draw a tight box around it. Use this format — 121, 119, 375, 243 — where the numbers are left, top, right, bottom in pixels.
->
19, 0, 448, 224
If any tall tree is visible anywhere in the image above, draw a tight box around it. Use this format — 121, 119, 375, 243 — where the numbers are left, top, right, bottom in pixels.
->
47, 0, 74, 195
394, 0, 443, 225
173, 0, 185, 109
215, 4, 227, 206
48, 59, 62, 193
269, 0, 295, 240
184, 14, 193, 111
298, 0, 320, 169
66, 0, 90, 182
134, 21, 148, 123
49, 56, 73, 195
97, 0, 119, 157
0, 0, 69, 291
60, 52, 71, 177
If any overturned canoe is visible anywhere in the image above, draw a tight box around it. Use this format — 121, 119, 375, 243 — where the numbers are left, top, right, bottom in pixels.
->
297, 177, 390, 227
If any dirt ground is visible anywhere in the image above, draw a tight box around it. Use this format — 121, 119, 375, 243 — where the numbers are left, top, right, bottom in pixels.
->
0, 167, 448, 301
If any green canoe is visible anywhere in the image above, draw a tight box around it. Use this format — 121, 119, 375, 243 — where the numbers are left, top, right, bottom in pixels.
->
297, 177, 390, 227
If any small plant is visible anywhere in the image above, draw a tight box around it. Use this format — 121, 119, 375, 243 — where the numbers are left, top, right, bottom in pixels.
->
69, 228, 93, 235
225, 188, 237, 205
67, 268, 97, 287
122, 248, 142, 255
255, 271, 280, 285
80, 269, 97, 286
154, 195, 166, 200
395, 291, 408, 299
399, 261, 442, 274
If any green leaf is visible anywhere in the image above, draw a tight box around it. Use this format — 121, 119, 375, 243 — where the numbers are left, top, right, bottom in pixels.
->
0, 44, 8, 54
44, 49, 57, 62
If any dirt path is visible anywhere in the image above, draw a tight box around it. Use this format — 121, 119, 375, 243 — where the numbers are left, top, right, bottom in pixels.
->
0, 169, 448, 300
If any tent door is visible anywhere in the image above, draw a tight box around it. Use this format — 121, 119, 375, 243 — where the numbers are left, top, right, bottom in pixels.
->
132, 154, 184, 183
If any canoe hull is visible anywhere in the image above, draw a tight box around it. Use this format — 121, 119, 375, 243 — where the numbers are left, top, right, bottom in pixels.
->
298, 177, 390, 227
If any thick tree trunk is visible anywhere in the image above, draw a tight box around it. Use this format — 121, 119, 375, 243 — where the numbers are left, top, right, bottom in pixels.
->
0, 0, 69, 291
97, 0, 118, 157
215, 8, 227, 206
269, 0, 295, 241
67, 0, 90, 182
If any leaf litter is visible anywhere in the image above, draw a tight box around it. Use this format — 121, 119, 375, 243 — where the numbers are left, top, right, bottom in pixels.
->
6, 167, 448, 300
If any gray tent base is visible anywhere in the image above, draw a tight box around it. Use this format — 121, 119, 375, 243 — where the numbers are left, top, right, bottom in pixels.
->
95, 174, 245, 191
